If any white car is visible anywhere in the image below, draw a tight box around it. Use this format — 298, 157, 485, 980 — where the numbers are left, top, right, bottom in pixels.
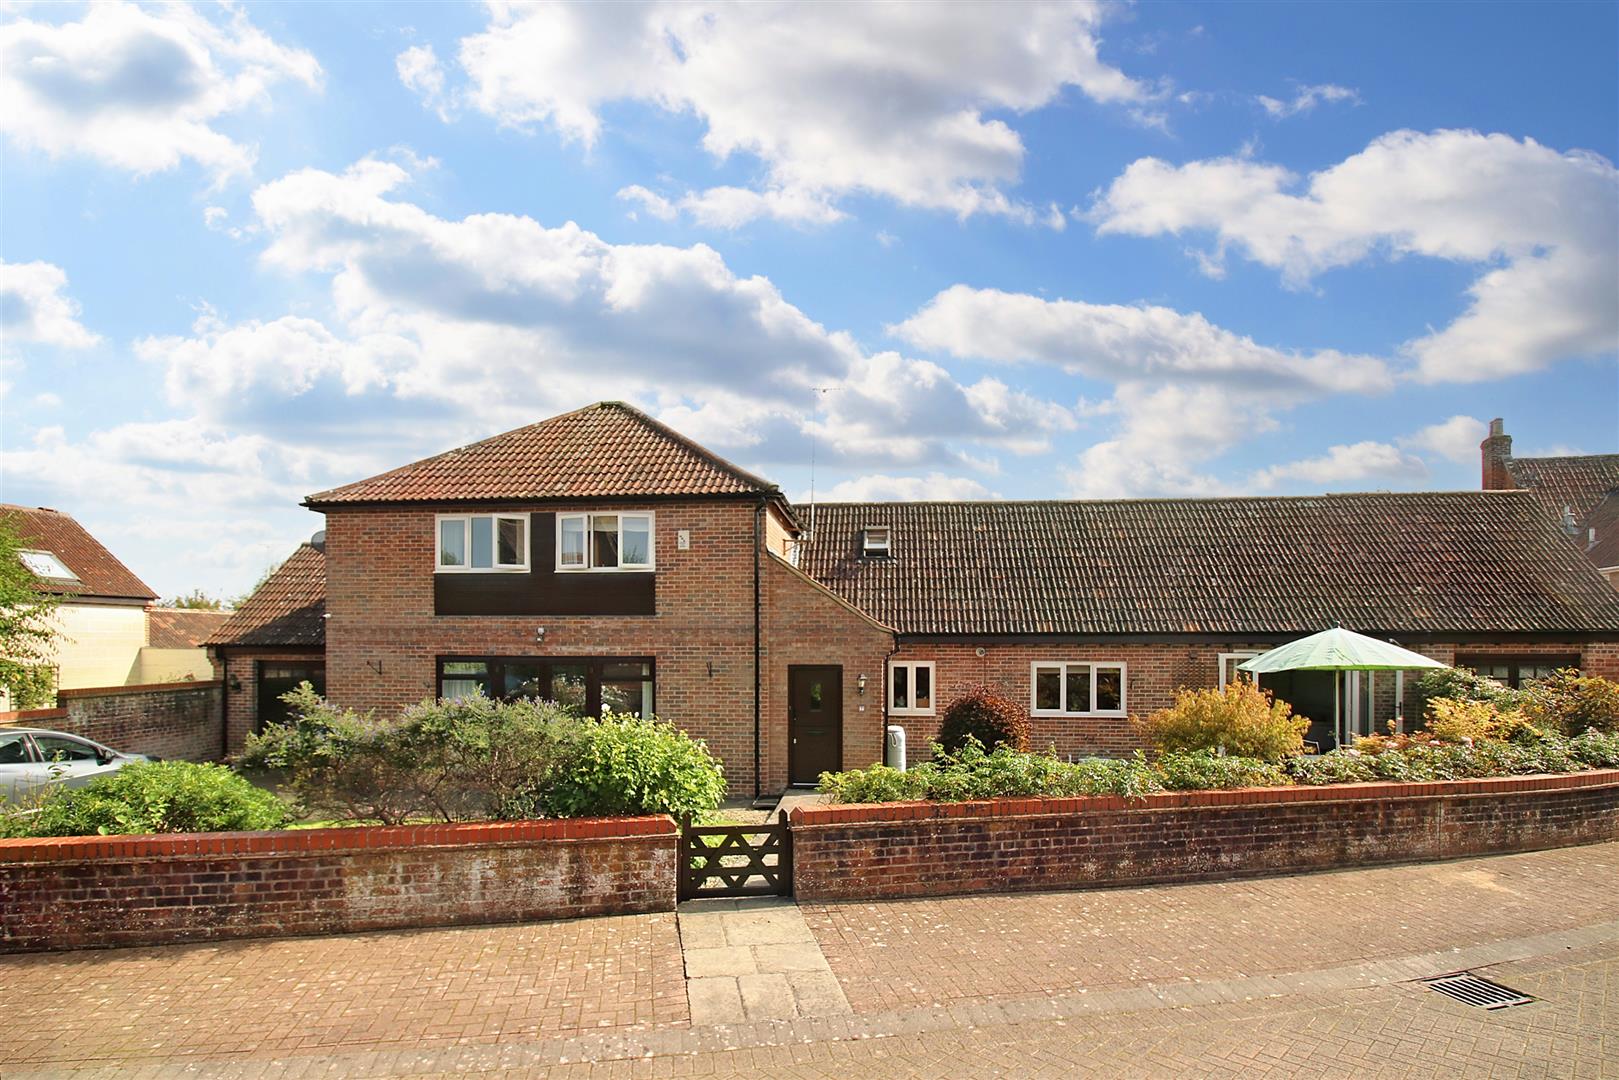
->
0, 728, 151, 806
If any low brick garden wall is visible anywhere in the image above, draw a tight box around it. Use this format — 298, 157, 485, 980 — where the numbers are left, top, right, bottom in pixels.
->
0, 816, 678, 953
789, 770, 1619, 901
0, 680, 224, 761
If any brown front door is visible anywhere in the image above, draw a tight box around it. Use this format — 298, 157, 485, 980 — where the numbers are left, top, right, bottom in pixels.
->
789, 665, 842, 786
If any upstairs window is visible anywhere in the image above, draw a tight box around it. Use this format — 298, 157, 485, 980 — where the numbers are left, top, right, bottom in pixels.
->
1031, 661, 1126, 717
862, 526, 891, 557
437, 514, 528, 572
19, 550, 77, 580
558, 512, 655, 571
889, 661, 935, 716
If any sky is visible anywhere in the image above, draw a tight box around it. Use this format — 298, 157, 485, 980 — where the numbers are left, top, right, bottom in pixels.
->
1, 1, 1615, 602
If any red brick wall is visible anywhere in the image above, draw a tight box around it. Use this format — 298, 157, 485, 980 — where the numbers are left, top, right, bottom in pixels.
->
0, 682, 223, 761
790, 770, 1619, 901
0, 816, 677, 953
763, 556, 895, 789
887, 639, 1619, 760
323, 501, 764, 790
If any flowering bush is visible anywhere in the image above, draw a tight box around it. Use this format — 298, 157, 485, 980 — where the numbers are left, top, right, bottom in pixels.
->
819, 740, 1160, 803
1134, 682, 1308, 761
1155, 750, 1290, 791
1521, 670, 1619, 734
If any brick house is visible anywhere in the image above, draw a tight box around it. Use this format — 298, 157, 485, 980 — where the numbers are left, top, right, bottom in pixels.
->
211, 402, 1619, 796
1482, 417, 1619, 589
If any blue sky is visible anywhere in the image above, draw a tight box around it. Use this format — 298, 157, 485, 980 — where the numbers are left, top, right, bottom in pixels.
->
2, 1, 1615, 600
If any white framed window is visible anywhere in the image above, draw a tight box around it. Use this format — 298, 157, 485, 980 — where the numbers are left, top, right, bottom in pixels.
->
862, 526, 891, 557
19, 550, 77, 580
1030, 661, 1126, 717
436, 514, 529, 573
1218, 651, 1264, 689
889, 661, 935, 716
556, 512, 655, 572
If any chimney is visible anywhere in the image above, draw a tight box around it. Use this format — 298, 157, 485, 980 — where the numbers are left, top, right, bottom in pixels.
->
1481, 417, 1513, 490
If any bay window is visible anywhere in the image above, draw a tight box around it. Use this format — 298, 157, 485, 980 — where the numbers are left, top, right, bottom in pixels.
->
437, 514, 528, 572
558, 512, 655, 571
1030, 661, 1126, 716
889, 661, 935, 716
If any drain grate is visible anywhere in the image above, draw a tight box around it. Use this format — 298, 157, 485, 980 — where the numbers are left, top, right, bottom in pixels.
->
1422, 973, 1535, 1010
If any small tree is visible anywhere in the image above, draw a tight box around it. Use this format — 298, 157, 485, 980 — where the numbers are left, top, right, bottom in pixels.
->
162, 589, 230, 610
0, 516, 61, 709
936, 684, 1031, 753
1135, 682, 1308, 761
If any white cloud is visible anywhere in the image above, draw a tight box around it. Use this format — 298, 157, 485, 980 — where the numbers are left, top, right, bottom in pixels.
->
1092, 129, 1619, 383
0, 1, 321, 183
895, 284, 1391, 496
618, 184, 846, 229
0, 259, 101, 348
430, 1, 1150, 224
1251, 441, 1428, 490
1256, 83, 1359, 119
817, 473, 998, 502
396, 43, 449, 121
1399, 414, 1486, 465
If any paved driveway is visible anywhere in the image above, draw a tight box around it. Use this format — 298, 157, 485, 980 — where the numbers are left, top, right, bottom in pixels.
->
2, 843, 1616, 1078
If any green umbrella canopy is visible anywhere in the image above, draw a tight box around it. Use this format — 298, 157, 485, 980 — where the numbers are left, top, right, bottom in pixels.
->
1237, 627, 1448, 674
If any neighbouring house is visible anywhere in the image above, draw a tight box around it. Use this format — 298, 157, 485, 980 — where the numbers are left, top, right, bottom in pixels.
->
208, 402, 1619, 794
1482, 418, 1619, 589
0, 506, 229, 710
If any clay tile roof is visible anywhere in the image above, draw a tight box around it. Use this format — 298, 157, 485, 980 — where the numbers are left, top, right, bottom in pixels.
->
0, 505, 157, 602
1581, 492, 1619, 571
206, 544, 326, 647
797, 492, 1619, 637
1506, 454, 1619, 522
306, 401, 779, 506
148, 608, 231, 648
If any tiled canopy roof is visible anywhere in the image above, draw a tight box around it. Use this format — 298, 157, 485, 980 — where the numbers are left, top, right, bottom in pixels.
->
797, 492, 1619, 637
0, 505, 156, 601
1506, 455, 1619, 522
148, 608, 230, 648
206, 544, 326, 647
306, 401, 780, 506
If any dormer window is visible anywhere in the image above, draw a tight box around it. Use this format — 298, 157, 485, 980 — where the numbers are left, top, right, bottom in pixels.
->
557, 512, 655, 572
862, 526, 891, 558
19, 550, 77, 581
437, 514, 529, 573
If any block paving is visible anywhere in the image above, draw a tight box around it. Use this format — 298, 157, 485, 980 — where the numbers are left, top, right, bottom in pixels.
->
1, 842, 1616, 1078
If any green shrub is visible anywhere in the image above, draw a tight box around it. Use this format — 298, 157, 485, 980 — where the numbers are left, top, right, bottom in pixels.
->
539, 712, 726, 820
1286, 752, 1379, 785
2, 761, 289, 838
819, 740, 1161, 803
1569, 730, 1619, 768
1288, 729, 1608, 787
244, 687, 724, 823
1413, 666, 1525, 713
1134, 682, 1308, 761
816, 764, 928, 804
936, 685, 1031, 753
1155, 750, 1290, 791
1521, 669, 1619, 734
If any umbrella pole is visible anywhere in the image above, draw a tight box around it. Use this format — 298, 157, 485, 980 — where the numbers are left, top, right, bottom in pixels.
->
1335, 673, 1342, 748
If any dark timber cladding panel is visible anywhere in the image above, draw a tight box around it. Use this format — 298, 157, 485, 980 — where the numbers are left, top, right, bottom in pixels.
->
434, 512, 656, 616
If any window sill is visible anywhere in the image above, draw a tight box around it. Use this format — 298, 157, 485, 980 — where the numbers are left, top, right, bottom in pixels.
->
435, 566, 530, 574
555, 566, 656, 574
889, 709, 936, 718
1031, 710, 1129, 719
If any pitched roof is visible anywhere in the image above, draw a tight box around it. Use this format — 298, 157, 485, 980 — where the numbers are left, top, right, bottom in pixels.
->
147, 608, 231, 649
1505, 454, 1619, 522
306, 401, 780, 506
1581, 492, 1619, 571
206, 544, 326, 647
796, 492, 1619, 637
0, 505, 157, 601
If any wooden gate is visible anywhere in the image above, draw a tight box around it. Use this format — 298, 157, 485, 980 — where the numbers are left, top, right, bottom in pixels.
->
679, 811, 792, 899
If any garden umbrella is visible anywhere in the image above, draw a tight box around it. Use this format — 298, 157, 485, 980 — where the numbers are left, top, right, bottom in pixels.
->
1238, 628, 1446, 748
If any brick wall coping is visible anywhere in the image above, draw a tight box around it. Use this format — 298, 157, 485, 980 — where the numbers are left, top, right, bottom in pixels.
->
56, 679, 222, 700
0, 814, 676, 864
0, 708, 69, 725
789, 769, 1619, 827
